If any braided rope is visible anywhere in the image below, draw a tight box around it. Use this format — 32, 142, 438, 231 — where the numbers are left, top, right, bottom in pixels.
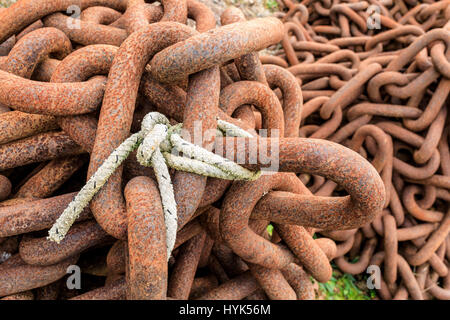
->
47, 112, 261, 259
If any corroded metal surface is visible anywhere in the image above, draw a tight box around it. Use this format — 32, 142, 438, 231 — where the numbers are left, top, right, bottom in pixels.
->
19, 220, 111, 266
125, 176, 167, 300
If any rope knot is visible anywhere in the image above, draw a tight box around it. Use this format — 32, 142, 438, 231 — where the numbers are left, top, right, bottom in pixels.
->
47, 112, 261, 259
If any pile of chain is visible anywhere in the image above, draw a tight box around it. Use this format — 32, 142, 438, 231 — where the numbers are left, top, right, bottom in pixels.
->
270, 0, 449, 300
0, 0, 446, 301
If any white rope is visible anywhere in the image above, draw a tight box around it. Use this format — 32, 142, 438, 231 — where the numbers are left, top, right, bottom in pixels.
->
47, 112, 261, 260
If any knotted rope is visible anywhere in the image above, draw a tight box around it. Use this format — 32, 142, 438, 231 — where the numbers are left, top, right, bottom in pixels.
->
48, 112, 261, 259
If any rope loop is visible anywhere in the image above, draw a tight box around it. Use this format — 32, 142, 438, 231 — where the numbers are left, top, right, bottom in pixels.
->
48, 112, 261, 259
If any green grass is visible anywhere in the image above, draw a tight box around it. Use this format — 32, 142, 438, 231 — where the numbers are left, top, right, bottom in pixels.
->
0, 0, 16, 8
264, 0, 279, 11
266, 224, 274, 236
267, 225, 375, 300
314, 269, 377, 300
